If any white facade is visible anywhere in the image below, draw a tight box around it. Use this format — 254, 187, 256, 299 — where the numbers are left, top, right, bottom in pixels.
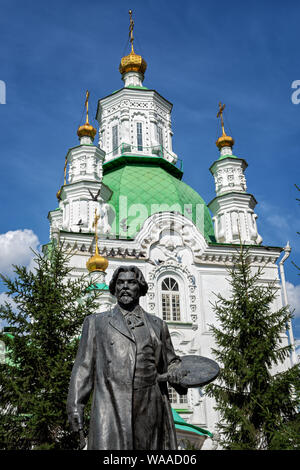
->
48, 214, 292, 450
208, 147, 263, 245
47, 67, 295, 450
96, 87, 178, 165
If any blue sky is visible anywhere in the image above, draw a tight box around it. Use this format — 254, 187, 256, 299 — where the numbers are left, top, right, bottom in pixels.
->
0, 0, 299, 347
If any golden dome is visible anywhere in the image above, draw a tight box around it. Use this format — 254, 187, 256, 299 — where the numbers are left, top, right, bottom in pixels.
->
86, 253, 109, 273
77, 122, 97, 140
56, 186, 62, 200
119, 46, 147, 76
216, 134, 235, 150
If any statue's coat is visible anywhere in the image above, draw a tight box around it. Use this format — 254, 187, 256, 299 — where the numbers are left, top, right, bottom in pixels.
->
67, 305, 182, 450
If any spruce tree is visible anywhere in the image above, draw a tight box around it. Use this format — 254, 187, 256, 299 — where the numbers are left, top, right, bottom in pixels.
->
0, 245, 99, 449
205, 245, 300, 450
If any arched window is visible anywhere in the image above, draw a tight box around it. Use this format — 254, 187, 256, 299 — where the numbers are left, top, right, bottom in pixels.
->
161, 277, 181, 321
136, 122, 143, 151
112, 124, 119, 155
167, 386, 188, 406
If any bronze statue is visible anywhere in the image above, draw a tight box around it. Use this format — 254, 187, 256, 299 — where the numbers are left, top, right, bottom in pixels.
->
66, 266, 189, 450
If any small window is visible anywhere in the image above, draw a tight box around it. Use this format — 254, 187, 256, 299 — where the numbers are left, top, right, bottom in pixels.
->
161, 277, 181, 321
157, 125, 163, 148
167, 386, 188, 405
136, 122, 143, 151
112, 125, 118, 155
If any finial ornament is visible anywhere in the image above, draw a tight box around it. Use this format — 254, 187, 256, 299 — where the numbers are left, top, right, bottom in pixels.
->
217, 102, 226, 136
129, 9, 134, 52
85, 90, 90, 124
92, 208, 101, 255
119, 10, 147, 77
63, 155, 68, 186
216, 101, 234, 150
77, 90, 97, 141
86, 207, 109, 273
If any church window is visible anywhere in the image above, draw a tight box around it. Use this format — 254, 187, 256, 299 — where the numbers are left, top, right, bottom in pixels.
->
112, 125, 119, 155
167, 386, 188, 405
157, 125, 163, 148
161, 277, 181, 321
136, 122, 143, 151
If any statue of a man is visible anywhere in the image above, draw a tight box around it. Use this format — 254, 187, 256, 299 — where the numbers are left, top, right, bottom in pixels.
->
66, 266, 188, 450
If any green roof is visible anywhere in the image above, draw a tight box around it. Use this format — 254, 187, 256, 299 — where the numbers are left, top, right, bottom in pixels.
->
125, 85, 149, 90
103, 155, 215, 241
172, 409, 213, 437
218, 153, 238, 161
86, 283, 109, 291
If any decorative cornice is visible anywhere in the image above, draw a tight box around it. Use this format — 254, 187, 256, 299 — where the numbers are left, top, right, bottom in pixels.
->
196, 245, 281, 266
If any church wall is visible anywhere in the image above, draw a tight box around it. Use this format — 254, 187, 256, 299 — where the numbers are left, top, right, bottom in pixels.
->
61, 231, 292, 450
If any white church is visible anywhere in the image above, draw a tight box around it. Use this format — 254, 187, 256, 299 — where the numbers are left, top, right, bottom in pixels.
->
46, 13, 297, 450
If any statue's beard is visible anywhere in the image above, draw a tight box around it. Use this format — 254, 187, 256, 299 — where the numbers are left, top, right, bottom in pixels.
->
119, 292, 133, 303
117, 291, 140, 308
119, 292, 133, 304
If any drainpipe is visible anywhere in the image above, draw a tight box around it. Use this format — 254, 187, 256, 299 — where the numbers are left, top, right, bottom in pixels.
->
279, 241, 298, 365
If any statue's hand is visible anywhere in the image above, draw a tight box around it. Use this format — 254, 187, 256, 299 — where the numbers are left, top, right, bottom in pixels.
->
68, 411, 83, 433
168, 368, 190, 385
68, 413, 86, 450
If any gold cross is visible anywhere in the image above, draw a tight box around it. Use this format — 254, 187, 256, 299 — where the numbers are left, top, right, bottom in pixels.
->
217, 102, 226, 136
63, 155, 68, 185
129, 9, 134, 52
84, 90, 90, 124
92, 208, 100, 255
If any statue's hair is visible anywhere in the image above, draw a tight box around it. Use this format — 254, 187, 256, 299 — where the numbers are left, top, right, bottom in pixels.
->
109, 265, 148, 297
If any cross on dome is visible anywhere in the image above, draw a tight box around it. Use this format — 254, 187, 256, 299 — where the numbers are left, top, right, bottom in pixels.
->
216, 101, 235, 150
119, 10, 147, 81
86, 208, 109, 273
77, 90, 97, 141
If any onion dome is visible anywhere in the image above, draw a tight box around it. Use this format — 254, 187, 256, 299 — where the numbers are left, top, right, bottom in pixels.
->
216, 134, 234, 150
119, 46, 147, 76
77, 122, 97, 140
86, 251, 108, 273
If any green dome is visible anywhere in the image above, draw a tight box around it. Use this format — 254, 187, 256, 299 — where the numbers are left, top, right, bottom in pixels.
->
103, 155, 215, 242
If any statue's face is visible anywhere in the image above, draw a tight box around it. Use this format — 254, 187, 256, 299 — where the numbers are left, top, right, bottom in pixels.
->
115, 271, 140, 306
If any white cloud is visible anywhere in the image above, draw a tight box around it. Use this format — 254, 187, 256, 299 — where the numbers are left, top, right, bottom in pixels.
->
286, 282, 300, 318
0, 229, 40, 277
265, 214, 290, 231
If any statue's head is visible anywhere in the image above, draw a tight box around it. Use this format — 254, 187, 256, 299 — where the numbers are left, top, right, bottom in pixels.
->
109, 266, 148, 307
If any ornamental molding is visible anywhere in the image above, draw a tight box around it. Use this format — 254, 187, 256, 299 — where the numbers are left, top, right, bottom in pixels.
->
59, 239, 146, 259
147, 258, 198, 329
136, 212, 208, 260
130, 100, 149, 109
130, 110, 148, 120
197, 250, 279, 266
